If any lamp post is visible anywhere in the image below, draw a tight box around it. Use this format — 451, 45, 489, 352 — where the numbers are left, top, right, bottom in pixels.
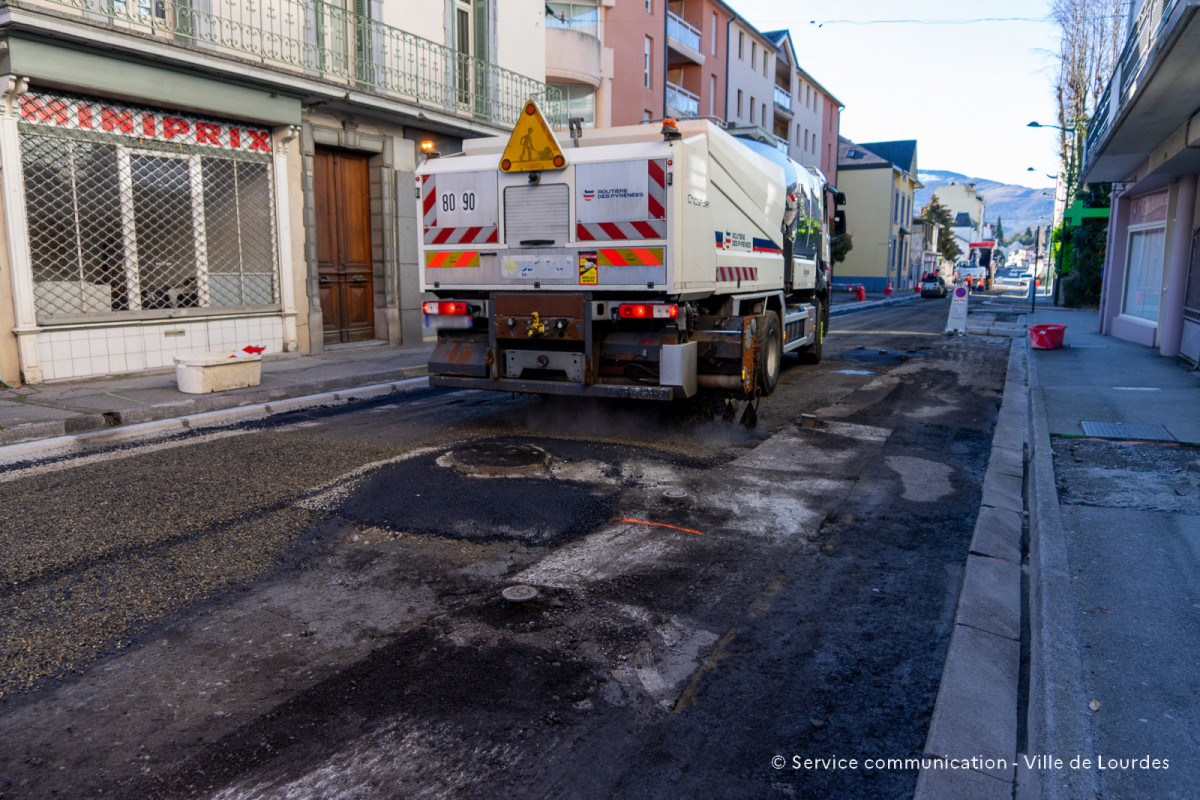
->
1028, 121, 1084, 305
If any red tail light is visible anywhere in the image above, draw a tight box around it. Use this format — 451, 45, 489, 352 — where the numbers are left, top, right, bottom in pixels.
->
423, 301, 469, 315
618, 303, 678, 320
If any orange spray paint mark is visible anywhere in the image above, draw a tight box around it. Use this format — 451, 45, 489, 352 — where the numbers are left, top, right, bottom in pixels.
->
614, 517, 704, 536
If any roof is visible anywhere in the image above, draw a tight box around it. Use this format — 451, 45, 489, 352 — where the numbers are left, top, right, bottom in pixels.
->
839, 136, 919, 173
856, 140, 917, 174
760, 30, 843, 107
953, 212, 975, 227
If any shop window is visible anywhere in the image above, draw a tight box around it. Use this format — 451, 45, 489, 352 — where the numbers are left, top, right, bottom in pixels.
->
1124, 228, 1166, 321
20, 93, 279, 322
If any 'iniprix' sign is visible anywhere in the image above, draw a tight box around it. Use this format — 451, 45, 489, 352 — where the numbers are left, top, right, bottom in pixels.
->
19, 93, 272, 153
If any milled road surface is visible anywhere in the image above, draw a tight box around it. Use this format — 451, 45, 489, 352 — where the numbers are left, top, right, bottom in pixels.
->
0, 299, 1015, 799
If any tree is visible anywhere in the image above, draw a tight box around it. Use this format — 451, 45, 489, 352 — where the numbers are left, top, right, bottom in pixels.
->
994, 216, 1005, 245
920, 194, 961, 264
831, 231, 853, 265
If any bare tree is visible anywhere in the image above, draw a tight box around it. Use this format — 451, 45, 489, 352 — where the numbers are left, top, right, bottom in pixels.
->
1051, 0, 1123, 190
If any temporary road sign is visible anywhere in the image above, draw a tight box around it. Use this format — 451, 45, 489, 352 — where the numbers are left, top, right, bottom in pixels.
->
946, 284, 969, 335
500, 101, 566, 172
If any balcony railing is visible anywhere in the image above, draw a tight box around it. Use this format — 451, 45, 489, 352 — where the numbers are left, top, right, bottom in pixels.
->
667, 11, 701, 53
10, 0, 563, 129
666, 81, 699, 118
1086, 0, 1183, 164
773, 85, 791, 112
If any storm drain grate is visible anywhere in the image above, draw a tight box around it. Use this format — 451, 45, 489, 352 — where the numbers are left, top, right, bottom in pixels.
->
1080, 421, 1175, 441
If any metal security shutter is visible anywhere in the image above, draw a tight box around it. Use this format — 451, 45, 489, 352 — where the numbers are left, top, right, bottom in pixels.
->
504, 184, 569, 245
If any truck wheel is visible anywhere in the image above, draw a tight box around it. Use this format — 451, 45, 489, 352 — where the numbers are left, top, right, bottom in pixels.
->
799, 298, 825, 364
757, 311, 782, 395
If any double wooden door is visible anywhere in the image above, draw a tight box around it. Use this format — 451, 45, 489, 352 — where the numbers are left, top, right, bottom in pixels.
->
315, 149, 375, 344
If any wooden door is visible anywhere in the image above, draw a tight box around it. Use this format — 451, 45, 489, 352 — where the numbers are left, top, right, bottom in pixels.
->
315, 149, 375, 344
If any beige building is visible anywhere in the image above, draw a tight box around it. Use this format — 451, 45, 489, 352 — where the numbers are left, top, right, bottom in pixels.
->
0, 0, 555, 385
836, 137, 920, 291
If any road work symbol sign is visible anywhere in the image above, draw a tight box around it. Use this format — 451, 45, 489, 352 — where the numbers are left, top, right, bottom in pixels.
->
946, 284, 969, 335
500, 101, 566, 172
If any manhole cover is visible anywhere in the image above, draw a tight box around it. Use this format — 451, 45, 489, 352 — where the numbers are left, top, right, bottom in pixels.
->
444, 442, 550, 475
502, 584, 540, 602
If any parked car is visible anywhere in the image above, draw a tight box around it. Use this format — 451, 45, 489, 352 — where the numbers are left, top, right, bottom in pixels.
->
920, 275, 949, 298
1017, 271, 1033, 287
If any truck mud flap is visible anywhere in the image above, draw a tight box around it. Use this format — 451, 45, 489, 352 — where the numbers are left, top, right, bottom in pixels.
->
430, 338, 489, 378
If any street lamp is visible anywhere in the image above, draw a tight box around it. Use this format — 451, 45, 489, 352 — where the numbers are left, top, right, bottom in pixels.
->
1028, 121, 1085, 306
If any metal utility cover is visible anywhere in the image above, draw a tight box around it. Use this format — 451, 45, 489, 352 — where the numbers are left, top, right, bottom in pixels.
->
1080, 421, 1175, 441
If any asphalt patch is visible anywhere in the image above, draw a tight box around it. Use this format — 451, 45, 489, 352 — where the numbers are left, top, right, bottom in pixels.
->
335, 437, 700, 546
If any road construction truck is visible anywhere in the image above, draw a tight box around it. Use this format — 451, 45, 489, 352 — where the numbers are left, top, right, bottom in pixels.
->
417, 102, 835, 401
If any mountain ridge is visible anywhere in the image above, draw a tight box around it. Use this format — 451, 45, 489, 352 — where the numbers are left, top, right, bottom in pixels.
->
914, 169, 1055, 242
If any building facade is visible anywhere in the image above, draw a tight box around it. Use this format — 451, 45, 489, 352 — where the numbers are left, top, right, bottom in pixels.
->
836, 137, 920, 292
1081, 0, 1200, 364
0, 0, 557, 385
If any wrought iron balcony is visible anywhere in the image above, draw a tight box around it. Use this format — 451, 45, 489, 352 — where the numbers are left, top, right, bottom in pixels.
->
9, 0, 563, 128
1085, 0, 1183, 166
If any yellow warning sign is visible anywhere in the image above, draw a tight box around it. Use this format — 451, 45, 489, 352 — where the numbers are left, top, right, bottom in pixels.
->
500, 101, 567, 172
579, 252, 598, 284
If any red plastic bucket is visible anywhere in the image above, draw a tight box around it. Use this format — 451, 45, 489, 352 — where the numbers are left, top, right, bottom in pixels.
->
1029, 323, 1067, 349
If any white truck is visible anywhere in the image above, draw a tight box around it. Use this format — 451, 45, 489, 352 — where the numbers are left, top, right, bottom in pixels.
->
417, 104, 836, 401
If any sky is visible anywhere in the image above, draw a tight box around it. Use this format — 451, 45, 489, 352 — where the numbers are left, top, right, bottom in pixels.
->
731, 0, 1065, 189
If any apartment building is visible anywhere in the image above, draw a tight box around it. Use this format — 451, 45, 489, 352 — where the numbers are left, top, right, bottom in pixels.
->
1081, 0, 1200, 364
762, 30, 841, 185
0, 0, 555, 385
546, 0, 613, 127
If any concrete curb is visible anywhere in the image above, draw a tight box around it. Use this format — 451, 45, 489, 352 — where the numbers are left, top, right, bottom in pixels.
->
0, 366, 428, 449
915, 334, 1029, 798
1017, 345, 1100, 800
0, 376, 429, 462
829, 293, 921, 317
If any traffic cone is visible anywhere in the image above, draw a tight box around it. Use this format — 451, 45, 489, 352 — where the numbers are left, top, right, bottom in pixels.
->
855, 284, 866, 302
884, 282, 893, 297
914, 283, 921, 294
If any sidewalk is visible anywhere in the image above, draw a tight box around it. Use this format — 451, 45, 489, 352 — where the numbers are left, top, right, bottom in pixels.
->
1022, 308, 1200, 800
917, 306, 1200, 799
0, 341, 435, 457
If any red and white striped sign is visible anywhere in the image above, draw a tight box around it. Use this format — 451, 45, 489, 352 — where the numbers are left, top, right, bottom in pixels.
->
422, 173, 499, 245
575, 159, 667, 242
716, 266, 758, 282
20, 92, 272, 153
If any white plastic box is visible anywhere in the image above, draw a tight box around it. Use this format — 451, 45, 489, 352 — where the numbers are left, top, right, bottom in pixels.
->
174, 352, 262, 394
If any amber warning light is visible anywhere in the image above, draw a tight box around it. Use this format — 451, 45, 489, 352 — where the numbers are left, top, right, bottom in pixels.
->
499, 101, 567, 172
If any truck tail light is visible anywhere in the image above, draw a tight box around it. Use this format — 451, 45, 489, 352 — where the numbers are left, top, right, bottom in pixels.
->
423, 301, 469, 315
618, 303, 678, 320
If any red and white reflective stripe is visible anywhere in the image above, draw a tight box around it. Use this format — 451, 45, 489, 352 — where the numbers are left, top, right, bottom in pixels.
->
647, 159, 666, 219
422, 174, 437, 229
424, 226, 499, 245
716, 267, 758, 282
576, 220, 666, 241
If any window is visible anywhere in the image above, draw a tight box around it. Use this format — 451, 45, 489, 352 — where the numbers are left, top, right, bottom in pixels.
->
546, 2, 599, 37
737, 89, 743, 118
709, 74, 716, 115
20, 92, 279, 321
1123, 192, 1169, 322
643, 109, 652, 121
644, 36, 652, 88
803, 129, 808, 150
763, 54, 768, 78
750, 96, 755, 123
751, 42, 756, 69
711, 13, 717, 55
549, 83, 596, 127
738, 31, 744, 59
645, 0, 651, 12
761, 103, 766, 125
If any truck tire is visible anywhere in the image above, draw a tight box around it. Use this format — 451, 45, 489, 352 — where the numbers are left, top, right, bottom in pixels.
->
798, 297, 826, 364
757, 311, 782, 395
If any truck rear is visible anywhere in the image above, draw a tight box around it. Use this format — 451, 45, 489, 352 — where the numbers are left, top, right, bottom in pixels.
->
418, 105, 830, 401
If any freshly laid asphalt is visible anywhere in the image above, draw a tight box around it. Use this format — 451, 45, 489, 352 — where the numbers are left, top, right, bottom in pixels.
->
2, 288, 1196, 799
